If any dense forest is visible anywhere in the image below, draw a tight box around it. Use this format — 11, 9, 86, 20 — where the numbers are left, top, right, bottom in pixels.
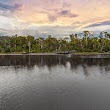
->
0, 31, 110, 53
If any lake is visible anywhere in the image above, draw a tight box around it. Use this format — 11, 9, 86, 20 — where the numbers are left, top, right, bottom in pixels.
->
0, 55, 110, 110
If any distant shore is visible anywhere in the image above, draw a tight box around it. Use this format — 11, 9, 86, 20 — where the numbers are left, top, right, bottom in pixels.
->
0, 52, 110, 55
0, 53, 57, 55
73, 52, 110, 55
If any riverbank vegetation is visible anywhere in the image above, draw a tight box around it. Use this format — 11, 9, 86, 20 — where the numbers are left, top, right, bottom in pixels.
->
0, 31, 110, 53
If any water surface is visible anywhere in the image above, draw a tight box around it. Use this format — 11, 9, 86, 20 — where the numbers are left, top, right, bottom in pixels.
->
0, 55, 110, 110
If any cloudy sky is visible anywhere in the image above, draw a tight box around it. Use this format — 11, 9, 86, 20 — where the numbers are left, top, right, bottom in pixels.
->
0, 0, 110, 38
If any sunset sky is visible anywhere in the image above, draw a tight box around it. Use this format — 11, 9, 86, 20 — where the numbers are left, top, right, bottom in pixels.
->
0, 0, 110, 38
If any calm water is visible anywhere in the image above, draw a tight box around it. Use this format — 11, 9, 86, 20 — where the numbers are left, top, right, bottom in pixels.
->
1, 55, 110, 110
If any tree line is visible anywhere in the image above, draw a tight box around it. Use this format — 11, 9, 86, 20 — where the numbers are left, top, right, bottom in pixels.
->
0, 31, 110, 53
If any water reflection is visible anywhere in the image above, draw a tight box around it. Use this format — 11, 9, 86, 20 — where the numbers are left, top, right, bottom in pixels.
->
1, 55, 110, 110
0, 55, 110, 76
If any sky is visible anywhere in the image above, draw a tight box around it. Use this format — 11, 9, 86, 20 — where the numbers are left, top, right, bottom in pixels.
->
0, 0, 110, 38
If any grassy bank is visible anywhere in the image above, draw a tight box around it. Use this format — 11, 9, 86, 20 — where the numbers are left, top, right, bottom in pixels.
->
74, 52, 110, 55
0, 52, 110, 55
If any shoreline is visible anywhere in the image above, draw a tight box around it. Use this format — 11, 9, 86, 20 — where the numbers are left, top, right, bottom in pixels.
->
73, 52, 110, 55
0, 52, 110, 55
0, 53, 58, 55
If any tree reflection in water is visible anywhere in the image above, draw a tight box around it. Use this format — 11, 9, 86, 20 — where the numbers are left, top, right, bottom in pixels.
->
0, 55, 110, 77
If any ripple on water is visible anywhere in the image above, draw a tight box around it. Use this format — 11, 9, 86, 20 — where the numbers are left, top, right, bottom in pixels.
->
0, 55, 110, 110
